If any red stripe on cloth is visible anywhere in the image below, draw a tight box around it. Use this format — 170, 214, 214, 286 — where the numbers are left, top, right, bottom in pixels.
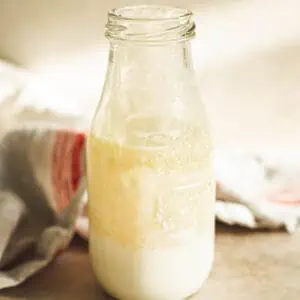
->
52, 132, 72, 212
71, 133, 85, 192
52, 131, 85, 213
269, 190, 300, 206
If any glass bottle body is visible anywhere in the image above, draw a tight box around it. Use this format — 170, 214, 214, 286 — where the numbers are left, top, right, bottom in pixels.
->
87, 6, 215, 300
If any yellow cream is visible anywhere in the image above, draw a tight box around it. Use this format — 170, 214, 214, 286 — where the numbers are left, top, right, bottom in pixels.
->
87, 116, 214, 249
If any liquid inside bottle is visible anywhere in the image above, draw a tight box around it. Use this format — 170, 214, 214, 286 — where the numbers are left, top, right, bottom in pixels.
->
88, 115, 215, 300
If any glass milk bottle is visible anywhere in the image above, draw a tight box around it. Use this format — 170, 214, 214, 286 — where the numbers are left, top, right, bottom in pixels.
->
87, 5, 215, 300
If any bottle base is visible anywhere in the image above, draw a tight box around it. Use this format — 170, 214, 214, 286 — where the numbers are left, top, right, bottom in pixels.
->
100, 285, 202, 300
90, 233, 213, 300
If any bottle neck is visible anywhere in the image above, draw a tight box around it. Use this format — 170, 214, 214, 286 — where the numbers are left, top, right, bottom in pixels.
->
101, 41, 198, 125
108, 41, 194, 80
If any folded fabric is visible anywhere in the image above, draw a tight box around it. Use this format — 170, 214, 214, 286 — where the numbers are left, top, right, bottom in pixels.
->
0, 128, 86, 289
0, 127, 300, 290
215, 151, 300, 232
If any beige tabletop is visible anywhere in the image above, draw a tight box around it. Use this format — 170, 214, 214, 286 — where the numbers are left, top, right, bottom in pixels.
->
0, 224, 299, 300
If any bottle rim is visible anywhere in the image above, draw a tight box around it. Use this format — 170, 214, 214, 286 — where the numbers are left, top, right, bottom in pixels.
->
106, 5, 196, 44
108, 5, 192, 22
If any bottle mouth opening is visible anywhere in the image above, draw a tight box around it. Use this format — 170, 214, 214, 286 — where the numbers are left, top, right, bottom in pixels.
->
109, 5, 192, 22
106, 5, 195, 43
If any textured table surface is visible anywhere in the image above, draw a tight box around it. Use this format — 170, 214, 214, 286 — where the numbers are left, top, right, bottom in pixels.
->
1, 225, 300, 300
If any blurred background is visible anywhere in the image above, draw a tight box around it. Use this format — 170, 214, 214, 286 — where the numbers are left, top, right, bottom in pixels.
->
0, 0, 299, 153
0, 2, 300, 297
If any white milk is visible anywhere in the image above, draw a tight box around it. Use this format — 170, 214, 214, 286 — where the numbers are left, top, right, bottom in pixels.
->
90, 230, 214, 300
